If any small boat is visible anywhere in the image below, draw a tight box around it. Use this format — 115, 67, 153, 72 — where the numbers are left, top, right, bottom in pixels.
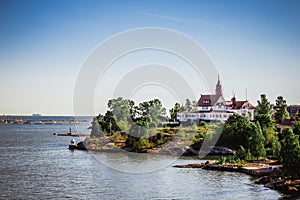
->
68, 140, 88, 150
69, 139, 77, 150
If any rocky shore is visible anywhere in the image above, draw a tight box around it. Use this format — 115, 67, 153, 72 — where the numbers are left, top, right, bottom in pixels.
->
79, 136, 234, 156
173, 162, 300, 197
256, 174, 300, 197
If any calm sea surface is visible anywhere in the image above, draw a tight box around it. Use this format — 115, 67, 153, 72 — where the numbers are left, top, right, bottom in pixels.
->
0, 122, 281, 199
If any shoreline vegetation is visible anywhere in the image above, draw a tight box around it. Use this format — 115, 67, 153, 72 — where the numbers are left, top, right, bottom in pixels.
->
79, 95, 299, 197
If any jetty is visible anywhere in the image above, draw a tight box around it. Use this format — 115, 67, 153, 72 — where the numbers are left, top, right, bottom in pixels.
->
173, 162, 282, 177
55, 133, 90, 137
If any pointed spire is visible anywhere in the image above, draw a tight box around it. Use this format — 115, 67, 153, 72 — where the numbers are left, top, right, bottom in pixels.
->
215, 75, 222, 96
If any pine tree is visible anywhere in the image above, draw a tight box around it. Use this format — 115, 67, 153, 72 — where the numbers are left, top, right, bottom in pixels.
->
280, 127, 300, 176
254, 94, 274, 143
269, 134, 281, 158
248, 122, 266, 160
254, 94, 273, 129
293, 121, 300, 136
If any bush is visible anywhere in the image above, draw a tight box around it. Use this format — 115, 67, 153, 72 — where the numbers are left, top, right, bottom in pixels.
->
245, 151, 252, 161
117, 120, 131, 131
218, 156, 227, 164
235, 146, 247, 160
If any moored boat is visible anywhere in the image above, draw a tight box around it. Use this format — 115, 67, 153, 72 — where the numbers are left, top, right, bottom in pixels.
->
69, 139, 77, 150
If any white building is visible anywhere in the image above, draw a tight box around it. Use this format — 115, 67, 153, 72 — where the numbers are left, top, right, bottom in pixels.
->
177, 77, 255, 122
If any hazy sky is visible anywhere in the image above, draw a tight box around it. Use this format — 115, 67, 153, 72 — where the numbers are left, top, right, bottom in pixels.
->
1, 0, 299, 115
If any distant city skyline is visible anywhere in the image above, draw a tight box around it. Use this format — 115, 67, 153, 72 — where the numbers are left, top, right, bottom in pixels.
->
1, 0, 299, 115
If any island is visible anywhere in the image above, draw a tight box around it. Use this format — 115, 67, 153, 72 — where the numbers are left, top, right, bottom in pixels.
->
73, 96, 299, 198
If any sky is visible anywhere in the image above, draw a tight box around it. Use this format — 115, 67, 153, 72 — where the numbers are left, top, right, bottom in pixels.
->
0, 0, 299, 115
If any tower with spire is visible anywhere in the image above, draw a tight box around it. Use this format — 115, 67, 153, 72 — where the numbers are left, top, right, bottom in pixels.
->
215, 75, 222, 96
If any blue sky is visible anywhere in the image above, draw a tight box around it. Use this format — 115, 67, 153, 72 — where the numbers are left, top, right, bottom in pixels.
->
1, 0, 299, 115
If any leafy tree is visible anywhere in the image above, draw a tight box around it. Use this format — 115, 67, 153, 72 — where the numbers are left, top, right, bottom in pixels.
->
169, 103, 181, 121
131, 99, 166, 127
117, 120, 131, 131
96, 113, 105, 130
125, 99, 167, 150
192, 100, 198, 111
218, 114, 252, 150
91, 117, 104, 137
184, 99, 193, 112
107, 97, 134, 123
273, 96, 290, 123
125, 124, 153, 150
280, 127, 300, 176
148, 99, 166, 125
96, 111, 120, 135
248, 122, 266, 160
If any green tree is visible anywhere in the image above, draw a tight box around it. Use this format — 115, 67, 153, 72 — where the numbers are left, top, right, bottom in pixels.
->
269, 134, 281, 158
296, 111, 300, 120
236, 146, 247, 160
96, 113, 106, 131
148, 99, 166, 125
117, 119, 131, 131
218, 114, 252, 150
293, 121, 300, 136
254, 94, 273, 127
125, 99, 167, 150
273, 96, 290, 123
125, 123, 153, 151
105, 111, 121, 134
107, 97, 134, 123
169, 103, 181, 121
184, 99, 193, 112
192, 100, 198, 111
96, 111, 120, 135
280, 127, 300, 176
91, 117, 104, 137
254, 94, 274, 141
248, 122, 266, 160
131, 99, 166, 127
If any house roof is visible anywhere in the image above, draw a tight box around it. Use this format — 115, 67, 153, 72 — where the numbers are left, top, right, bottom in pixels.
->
197, 94, 222, 107
226, 100, 255, 110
